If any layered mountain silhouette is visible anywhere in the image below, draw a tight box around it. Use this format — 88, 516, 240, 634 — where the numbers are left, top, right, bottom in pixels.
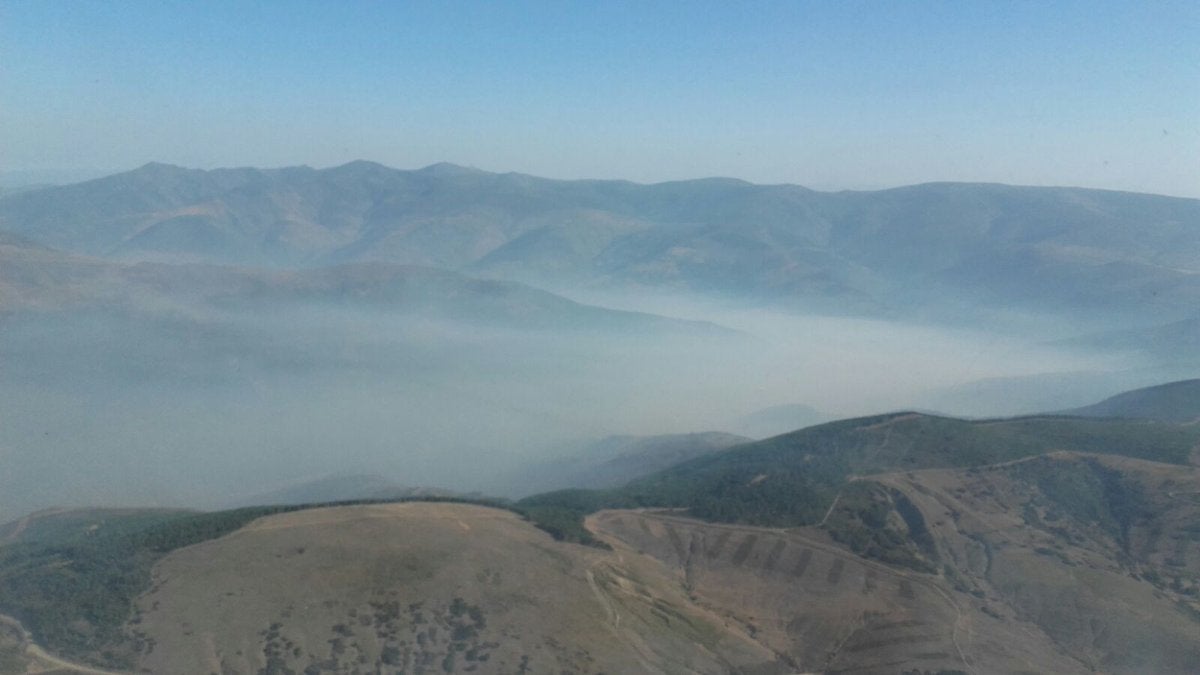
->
4, 163, 1200, 673
0, 232, 728, 335
3, 161, 1198, 325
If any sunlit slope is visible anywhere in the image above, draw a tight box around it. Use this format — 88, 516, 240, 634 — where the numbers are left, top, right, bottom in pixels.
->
589, 510, 1088, 674
845, 453, 1200, 672
584, 450, 1200, 674
4, 466, 1195, 674
130, 502, 777, 675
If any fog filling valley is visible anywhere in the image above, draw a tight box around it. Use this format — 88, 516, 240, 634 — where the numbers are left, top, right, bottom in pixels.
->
0, 290, 1167, 522
1, 162, 1196, 523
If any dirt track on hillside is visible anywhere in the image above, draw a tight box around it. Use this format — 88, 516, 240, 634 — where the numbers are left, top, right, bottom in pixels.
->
0, 613, 126, 675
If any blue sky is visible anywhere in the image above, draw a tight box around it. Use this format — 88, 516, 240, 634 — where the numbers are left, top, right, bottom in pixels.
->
2, 1, 1197, 196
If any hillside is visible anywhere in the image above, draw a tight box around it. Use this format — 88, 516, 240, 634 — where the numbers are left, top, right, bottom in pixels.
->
504, 432, 751, 496
3, 162, 1198, 325
1064, 378, 1200, 423
521, 411, 1200, 532
2, 164, 1198, 671
5, 388, 1200, 674
0, 502, 780, 674
130, 502, 784, 675
5, 478, 1195, 674
845, 453, 1200, 672
586, 451, 1200, 673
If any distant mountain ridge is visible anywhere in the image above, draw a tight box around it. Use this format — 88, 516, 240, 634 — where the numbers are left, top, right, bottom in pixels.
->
0, 234, 730, 335
506, 431, 751, 495
1064, 378, 1200, 424
3, 161, 1198, 325
227, 474, 463, 508
732, 403, 827, 439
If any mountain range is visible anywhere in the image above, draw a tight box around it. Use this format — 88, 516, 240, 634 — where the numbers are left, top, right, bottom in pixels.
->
0, 231, 724, 335
1, 162, 1198, 673
3, 161, 1198, 329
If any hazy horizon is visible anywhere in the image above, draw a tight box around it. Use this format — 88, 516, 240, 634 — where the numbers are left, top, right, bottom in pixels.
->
3, 2, 1197, 198
2, 1, 1197, 519
0, 291, 1171, 522
5, 160, 1200, 201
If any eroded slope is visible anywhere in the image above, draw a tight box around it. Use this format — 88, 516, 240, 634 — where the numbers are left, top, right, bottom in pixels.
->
589, 510, 1085, 675
864, 453, 1200, 673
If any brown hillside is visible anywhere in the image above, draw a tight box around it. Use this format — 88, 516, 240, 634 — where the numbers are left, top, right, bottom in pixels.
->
855, 453, 1200, 673
72, 454, 1200, 675
129, 502, 776, 675
588, 511, 1085, 674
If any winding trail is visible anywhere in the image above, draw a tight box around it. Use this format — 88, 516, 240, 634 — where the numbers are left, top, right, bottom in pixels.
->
2, 511, 42, 545
3, 515, 33, 544
585, 567, 621, 630
816, 492, 841, 527
1166, 490, 1200, 499
817, 420, 900, 527
583, 562, 675, 674
0, 613, 127, 675
2, 507, 76, 546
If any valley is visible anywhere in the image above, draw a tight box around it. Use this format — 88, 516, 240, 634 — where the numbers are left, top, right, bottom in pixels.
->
1, 167, 1197, 674
4, 3, 1197, 671
2, 379, 1198, 673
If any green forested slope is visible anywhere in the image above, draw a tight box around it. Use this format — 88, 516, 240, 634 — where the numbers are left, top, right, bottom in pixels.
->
520, 412, 1200, 533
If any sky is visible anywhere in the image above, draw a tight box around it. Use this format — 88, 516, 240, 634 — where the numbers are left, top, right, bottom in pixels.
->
2, 1, 1197, 197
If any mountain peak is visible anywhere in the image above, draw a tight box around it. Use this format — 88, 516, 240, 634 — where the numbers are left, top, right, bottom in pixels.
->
416, 162, 488, 177
322, 159, 394, 176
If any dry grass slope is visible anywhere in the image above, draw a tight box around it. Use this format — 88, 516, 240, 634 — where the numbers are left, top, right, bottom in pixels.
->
131, 502, 777, 675
588, 510, 1087, 674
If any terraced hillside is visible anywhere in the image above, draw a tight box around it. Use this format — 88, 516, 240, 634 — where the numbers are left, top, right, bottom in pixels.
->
589, 510, 1085, 673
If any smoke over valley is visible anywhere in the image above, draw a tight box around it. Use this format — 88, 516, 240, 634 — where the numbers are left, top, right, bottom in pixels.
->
0, 163, 1193, 521
5, 5, 1200, 672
